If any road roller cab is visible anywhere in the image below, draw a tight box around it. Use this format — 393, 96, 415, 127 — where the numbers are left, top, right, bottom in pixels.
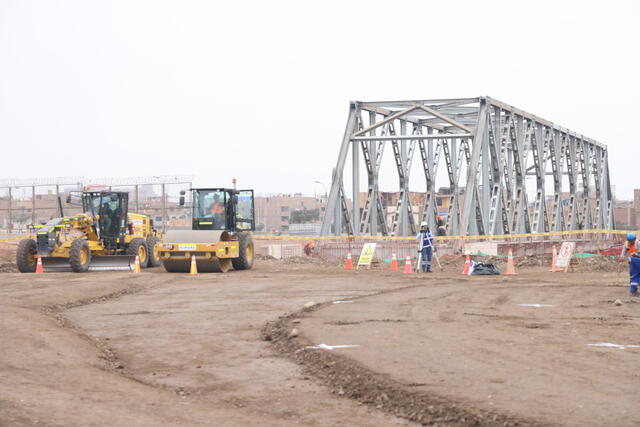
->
158, 188, 255, 273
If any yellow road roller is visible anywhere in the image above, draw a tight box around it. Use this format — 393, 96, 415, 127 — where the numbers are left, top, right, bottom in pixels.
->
157, 188, 254, 273
16, 191, 161, 273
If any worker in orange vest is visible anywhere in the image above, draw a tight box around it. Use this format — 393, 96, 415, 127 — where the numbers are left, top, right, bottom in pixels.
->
209, 194, 226, 228
620, 233, 637, 258
621, 233, 639, 296
304, 240, 314, 256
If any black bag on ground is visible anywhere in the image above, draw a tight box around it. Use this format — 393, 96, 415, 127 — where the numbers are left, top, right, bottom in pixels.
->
471, 262, 500, 275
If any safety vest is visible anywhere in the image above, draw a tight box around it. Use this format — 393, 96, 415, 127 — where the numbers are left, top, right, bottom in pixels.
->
626, 241, 637, 256
417, 230, 434, 248
210, 203, 224, 214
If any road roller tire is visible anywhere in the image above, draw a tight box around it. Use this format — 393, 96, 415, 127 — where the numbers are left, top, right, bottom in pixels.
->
232, 232, 254, 271
16, 239, 37, 273
127, 238, 149, 268
70, 239, 91, 273
162, 259, 189, 273
206, 258, 232, 273
162, 258, 232, 273
146, 235, 161, 268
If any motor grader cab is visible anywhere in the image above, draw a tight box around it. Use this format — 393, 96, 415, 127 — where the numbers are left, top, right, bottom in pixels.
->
16, 191, 161, 273
84, 191, 128, 249
157, 188, 255, 273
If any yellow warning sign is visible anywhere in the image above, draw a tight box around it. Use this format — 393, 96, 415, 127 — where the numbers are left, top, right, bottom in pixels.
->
357, 243, 377, 268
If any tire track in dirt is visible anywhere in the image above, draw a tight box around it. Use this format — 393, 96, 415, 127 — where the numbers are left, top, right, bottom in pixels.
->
35, 281, 221, 398
3, 264, 419, 426
262, 290, 543, 427
31, 275, 206, 393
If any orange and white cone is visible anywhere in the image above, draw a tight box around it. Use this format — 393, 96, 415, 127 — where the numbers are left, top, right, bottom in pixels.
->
504, 248, 517, 275
390, 252, 398, 271
133, 255, 141, 273
461, 254, 471, 275
403, 256, 412, 274
35, 255, 44, 274
189, 254, 198, 275
344, 252, 353, 270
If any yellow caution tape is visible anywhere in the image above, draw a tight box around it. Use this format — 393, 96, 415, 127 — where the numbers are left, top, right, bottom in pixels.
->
252, 229, 630, 241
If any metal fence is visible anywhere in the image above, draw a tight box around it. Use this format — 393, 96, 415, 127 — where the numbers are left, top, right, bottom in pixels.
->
0, 175, 193, 232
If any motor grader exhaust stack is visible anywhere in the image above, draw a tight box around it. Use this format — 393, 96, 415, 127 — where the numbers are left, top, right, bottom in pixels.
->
157, 188, 255, 273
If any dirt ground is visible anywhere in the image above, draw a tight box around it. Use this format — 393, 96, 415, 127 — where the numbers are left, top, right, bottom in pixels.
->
289, 270, 640, 426
0, 243, 638, 426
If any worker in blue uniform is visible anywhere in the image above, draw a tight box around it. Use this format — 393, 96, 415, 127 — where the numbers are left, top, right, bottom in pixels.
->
416, 221, 435, 273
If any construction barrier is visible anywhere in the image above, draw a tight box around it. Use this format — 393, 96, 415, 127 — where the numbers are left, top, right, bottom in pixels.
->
266, 244, 303, 259
253, 230, 626, 261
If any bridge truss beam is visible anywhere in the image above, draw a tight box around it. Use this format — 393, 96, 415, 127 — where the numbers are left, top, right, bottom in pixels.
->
320, 96, 614, 236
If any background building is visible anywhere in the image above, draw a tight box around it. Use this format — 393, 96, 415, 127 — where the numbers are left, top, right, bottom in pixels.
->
254, 194, 326, 234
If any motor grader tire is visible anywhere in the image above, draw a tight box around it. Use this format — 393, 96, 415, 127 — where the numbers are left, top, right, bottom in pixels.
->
146, 235, 161, 268
70, 239, 91, 273
232, 232, 254, 271
16, 239, 37, 273
127, 238, 149, 268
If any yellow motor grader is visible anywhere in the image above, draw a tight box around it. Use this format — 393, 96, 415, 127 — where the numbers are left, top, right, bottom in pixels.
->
157, 188, 254, 273
16, 191, 161, 273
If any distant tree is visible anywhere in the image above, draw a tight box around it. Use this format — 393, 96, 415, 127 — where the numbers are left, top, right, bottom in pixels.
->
290, 208, 320, 224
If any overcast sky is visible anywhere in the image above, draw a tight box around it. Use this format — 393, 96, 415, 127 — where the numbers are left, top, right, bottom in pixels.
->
1, 0, 638, 199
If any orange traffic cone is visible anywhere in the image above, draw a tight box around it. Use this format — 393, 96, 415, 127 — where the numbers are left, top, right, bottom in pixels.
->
403, 256, 412, 274
344, 252, 353, 270
504, 248, 517, 275
189, 254, 198, 275
461, 254, 471, 275
35, 255, 44, 274
133, 255, 141, 273
549, 245, 561, 272
390, 252, 398, 271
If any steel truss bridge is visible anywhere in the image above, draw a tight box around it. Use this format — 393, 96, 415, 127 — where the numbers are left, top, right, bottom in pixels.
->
320, 97, 614, 236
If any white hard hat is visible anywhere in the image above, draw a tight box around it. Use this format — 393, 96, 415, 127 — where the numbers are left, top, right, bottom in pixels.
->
420, 221, 428, 227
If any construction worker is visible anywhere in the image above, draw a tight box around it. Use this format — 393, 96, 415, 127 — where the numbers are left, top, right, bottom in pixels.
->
304, 240, 314, 256
436, 215, 446, 237
209, 194, 226, 228
630, 252, 640, 296
621, 233, 639, 296
416, 221, 435, 273
620, 233, 637, 258
99, 201, 113, 235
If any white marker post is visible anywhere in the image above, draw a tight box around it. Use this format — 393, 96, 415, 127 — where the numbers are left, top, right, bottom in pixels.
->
555, 241, 576, 272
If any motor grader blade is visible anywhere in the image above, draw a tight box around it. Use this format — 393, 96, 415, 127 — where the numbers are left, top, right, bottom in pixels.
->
88, 255, 135, 271
41, 255, 134, 272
